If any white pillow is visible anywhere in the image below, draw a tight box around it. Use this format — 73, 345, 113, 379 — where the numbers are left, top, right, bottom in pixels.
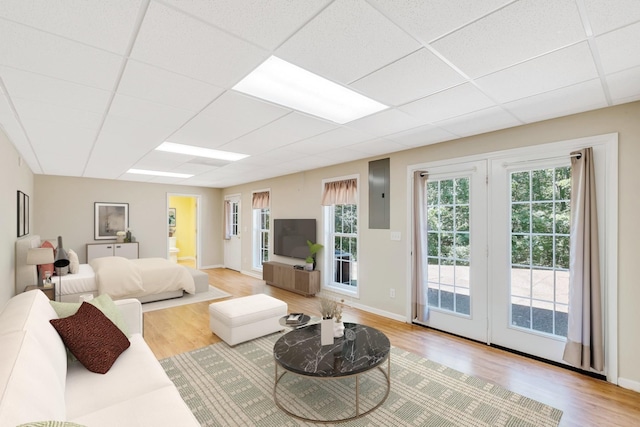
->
67, 249, 80, 274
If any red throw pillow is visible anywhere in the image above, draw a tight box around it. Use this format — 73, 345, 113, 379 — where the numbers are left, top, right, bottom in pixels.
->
39, 241, 55, 281
50, 302, 130, 374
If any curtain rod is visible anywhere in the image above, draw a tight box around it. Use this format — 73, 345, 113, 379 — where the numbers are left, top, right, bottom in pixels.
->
502, 152, 582, 168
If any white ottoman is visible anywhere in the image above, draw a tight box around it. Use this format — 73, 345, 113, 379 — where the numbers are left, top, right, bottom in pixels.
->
209, 294, 287, 346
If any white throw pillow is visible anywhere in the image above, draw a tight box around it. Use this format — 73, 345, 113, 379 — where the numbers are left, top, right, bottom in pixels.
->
67, 249, 80, 274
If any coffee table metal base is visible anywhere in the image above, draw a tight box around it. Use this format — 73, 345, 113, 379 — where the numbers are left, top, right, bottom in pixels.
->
273, 356, 391, 424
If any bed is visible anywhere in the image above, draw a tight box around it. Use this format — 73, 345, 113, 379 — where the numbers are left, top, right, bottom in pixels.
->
16, 235, 200, 303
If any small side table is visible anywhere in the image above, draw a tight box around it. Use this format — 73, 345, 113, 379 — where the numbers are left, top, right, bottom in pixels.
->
24, 284, 56, 301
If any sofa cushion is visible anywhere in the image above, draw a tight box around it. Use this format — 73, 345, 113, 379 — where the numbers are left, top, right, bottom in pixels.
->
0, 331, 67, 425
50, 302, 130, 374
65, 335, 175, 420
0, 290, 67, 386
50, 294, 130, 337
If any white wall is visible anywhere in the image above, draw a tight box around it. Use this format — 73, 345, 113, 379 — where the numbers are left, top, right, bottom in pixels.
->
33, 176, 224, 267
223, 101, 640, 389
0, 127, 34, 306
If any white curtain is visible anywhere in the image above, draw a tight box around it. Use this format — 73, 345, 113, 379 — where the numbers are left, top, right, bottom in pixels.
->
412, 171, 429, 322
252, 191, 270, 209
321, 178, 357, 206
224, 200, 232, 240
563, 147, 604, 371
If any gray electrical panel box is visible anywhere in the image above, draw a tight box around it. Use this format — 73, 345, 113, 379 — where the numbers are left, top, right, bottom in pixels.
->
369, 158, 390, 229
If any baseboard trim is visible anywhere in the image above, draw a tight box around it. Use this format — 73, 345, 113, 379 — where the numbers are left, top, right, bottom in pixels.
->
200, 264, 224, 270
618, 377, 640, 393
242, 269, 262, 279
346, 300, 406, 323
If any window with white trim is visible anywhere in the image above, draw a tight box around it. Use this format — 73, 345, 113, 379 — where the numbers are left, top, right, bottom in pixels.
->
252, 191, 270, 270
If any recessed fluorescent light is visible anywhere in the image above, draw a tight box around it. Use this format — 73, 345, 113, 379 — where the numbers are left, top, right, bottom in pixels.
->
156, 142, 249, 161
233, 56, 388, 124
127, 169, 193, 179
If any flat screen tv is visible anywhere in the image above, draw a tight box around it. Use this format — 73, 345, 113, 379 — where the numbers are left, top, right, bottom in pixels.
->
273, 219, 316, 260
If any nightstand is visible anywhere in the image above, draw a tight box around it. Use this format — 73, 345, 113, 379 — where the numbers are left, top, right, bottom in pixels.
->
24, 284, 56, 301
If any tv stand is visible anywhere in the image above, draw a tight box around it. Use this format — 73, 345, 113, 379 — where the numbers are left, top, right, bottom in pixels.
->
263, 261, 320, 296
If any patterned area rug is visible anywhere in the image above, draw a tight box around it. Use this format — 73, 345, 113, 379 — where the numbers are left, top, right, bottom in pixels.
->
161, 334, 562, 426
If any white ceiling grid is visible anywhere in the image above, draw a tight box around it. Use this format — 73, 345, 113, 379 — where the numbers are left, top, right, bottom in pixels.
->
0, 0, 638, 188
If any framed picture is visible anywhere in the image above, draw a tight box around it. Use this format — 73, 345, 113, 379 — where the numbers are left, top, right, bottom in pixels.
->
94, 202, 129, 240
17, 190, 29, 237
169, 208, 176, 227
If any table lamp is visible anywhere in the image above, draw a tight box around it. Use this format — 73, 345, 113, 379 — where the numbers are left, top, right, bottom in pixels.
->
26, 247, 54, 287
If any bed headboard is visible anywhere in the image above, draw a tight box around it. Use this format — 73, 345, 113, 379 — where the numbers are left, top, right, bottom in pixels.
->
15, 234, 43, 295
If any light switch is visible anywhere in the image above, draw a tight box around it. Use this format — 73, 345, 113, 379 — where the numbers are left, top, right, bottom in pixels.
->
390, 231, 401, 241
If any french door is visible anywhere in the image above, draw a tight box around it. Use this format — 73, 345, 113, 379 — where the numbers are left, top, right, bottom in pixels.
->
414, 160, 488, 343
224, 194, 241, 271
489, 157, 572, 362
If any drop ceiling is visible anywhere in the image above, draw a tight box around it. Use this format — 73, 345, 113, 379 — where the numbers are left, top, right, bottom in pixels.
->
0, 0, 638, 188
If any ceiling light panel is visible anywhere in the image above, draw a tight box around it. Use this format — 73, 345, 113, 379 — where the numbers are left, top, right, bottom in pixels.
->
233, 56, 388, 124
127, 168, 193, 178
157, 141, 248, 161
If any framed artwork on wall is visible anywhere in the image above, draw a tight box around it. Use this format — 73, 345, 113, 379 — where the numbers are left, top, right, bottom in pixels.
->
94, 202, 129, 240
17, 190, 29, 237
169, 208, 176, 227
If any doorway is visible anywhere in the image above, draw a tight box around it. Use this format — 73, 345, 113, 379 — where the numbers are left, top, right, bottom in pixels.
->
167, 194, 200, 269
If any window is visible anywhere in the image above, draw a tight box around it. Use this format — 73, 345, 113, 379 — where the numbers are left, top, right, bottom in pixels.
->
427, 177, 471, 315
252, 191, 270, 270
231, 202, 239, 236
510, 166, 570, 337
322, 176, 358, 295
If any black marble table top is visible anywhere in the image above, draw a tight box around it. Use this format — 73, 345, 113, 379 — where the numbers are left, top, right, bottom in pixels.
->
273, 322, 390, 378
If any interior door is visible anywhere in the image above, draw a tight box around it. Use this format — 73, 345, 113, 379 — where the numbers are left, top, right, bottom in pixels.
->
224, 194, 242, 271
414, 160, 488, 343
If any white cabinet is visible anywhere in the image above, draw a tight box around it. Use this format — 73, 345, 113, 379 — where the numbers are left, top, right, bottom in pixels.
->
87, 242, 139, 263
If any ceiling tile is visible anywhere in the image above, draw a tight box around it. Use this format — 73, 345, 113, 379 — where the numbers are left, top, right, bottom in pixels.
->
23, 120, 96, 176
347, 108, 428, 137
276, 0, 420, 84
0, 111, 42, 173
0, 20, 123, 90
0, 0, 144, 54
117, 60, 224, 112
432, 0, 586, 78
476, 42, 598, 103
399, 83, 495, 123
384, 123, 458, 148
596, 21, 640, 74
169, 91, 291, 148
607, 66, 640, 104
368, 0, 510, 43
286, 127, 372, 154
503, 79, 607, 123
109, 94, 194, 128
434, 106, 522, 137
0, 66, 111, 114
240, 148, 304, 166
130, 150, 194, 171
582, 0, 640, 35
347, 138, 408, 156
220, 112, 337, 155
276, 155, 338, 172
350, 48, 466, 106
12, 98, 103, 130
130, 1, 268, 88
164, 0, 332, 50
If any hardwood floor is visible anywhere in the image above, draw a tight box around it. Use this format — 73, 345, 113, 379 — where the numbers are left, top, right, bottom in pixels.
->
144, 268, 639, 427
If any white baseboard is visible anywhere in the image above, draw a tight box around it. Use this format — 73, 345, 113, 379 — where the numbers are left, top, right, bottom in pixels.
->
345, 300, 407, 323
618, 377, 640, 393
242, 269, 262, 279
199, 264, 224, 270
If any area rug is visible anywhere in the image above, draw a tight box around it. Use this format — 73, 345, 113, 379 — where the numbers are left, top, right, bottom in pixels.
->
142, 285, 231, 312
160, 334, 562, 426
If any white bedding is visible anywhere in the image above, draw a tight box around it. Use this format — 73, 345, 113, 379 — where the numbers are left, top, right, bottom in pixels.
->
89, 257, 195, 300
57, 264, 97, 295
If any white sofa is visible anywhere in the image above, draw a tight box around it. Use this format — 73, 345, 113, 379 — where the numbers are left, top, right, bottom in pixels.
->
0, 290, 199, 427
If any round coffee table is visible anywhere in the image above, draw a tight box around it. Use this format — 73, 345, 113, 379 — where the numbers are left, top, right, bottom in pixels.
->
273, 322, 390, 423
